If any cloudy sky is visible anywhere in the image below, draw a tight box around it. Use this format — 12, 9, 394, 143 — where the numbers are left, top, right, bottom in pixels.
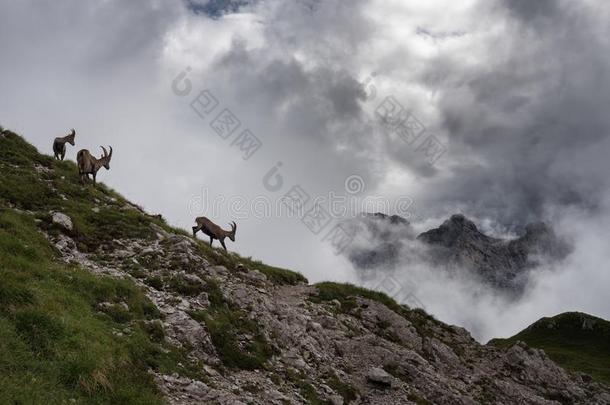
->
1, 0, 609, 340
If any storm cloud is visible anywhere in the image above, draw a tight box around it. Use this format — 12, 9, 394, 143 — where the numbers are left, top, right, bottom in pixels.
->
419, 0, 610, 227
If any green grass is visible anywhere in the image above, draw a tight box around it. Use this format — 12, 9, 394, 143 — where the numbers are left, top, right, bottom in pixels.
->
144, 276, 164, 291
298, 381, 329, 405
244, 259, 308, 285
188, 280, 274, 370
284, 369, 329, 405
407, 393, 432, 405
165, 275, 206, 296
0, 209, 208, 403
383, 361, 412, 383
311, 282, 406, 314
326, 375, 358, 404
489, 312, 610, 385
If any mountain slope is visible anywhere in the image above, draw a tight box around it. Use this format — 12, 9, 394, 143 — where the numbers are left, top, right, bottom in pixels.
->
489, 312, 610, 385
1, 127, 608, 404
0, 130, 203, 403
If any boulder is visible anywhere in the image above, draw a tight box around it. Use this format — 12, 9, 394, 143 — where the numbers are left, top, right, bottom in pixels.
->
52, 212, 73, 231
366, 367, 393, 387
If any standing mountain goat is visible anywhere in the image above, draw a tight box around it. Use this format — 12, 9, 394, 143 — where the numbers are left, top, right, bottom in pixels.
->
192, 217, 237, 251
53, 129, 76, 160
77, 146, 113, 184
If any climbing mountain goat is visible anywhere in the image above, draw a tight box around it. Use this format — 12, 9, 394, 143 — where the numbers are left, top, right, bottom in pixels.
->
192, 217, 237, 251
53, 129, 76, 160
77, 146, 113, 184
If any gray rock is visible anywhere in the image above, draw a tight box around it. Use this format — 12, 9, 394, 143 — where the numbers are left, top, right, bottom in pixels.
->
183, 273, 203, 284
329, 394, 344, 405
184, 380, 209, 395
54, 234, 75, 252
52, 212, 73, 231
242, 270, 267, 284
283, 355, 307, 371
366, 367, 393, 386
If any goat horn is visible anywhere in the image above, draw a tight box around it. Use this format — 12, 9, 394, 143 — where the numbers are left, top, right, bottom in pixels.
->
100, 146, 108, 157
108, 146, 113, 158
70, 128, 75, 136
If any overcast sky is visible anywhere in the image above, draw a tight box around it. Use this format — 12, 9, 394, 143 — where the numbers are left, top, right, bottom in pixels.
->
1, 0, 609, 340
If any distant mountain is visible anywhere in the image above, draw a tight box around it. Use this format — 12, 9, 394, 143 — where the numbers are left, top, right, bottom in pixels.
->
418, 214, 570, 293
489, 312, 610, 385
343, 213, 570, 295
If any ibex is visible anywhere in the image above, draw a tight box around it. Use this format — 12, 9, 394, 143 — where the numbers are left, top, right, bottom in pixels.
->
77, 146, 113, 184
53, 129, 76, 160
192, 217, 237, 251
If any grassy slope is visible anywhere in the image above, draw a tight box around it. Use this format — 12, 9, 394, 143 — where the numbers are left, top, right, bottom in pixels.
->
0, 129, 305, 403
489, 312, 610, 385
0, 209, 196, 404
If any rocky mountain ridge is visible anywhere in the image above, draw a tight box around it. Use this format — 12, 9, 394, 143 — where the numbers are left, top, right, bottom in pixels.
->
0, 129, 608, 404
345, 213, 570, 295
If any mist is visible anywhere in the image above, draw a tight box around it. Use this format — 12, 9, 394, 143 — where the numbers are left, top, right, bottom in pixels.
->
342, 197, 610, 342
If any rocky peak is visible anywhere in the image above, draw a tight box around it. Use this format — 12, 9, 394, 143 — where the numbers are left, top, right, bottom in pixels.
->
417, 215, 570, 293
417, 214, 493, 247
445, 213, 477, 230
368, 212, 411, 226
359, 212, 413, 240
343, 212, 570, 295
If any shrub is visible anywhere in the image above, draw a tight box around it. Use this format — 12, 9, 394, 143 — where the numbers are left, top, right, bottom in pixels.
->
327, 375, 358, 404
145, 276, 164, 290
166, 275, 205, 296
142, 321, 165, 343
